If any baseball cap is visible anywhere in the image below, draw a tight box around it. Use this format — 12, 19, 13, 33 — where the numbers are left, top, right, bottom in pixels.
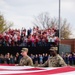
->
49, 47, 58, 51
21, 48, 28, 52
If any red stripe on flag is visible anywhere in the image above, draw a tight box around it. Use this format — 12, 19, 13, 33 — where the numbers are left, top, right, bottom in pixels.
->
0, 68, 44, 71
0, 64, 75, 75
5, 66, 75, 75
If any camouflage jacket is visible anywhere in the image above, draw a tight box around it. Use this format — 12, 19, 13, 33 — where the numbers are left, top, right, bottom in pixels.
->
39, 54, 67, 67
19, 55, 33, 66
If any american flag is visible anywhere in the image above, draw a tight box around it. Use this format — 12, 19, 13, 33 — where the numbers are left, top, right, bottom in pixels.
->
0, 64, 75, 75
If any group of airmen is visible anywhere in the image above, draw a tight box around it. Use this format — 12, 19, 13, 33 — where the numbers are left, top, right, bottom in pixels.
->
16, 47, 67, 67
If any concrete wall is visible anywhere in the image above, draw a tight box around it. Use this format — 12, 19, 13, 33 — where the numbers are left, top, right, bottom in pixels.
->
59, 44, 71, 54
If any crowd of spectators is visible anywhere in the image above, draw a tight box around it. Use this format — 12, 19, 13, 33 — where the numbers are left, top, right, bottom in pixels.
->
0, 53, 49, 65
0, 26, 59, 47
61, 52, 75, 65
0, 52, 75, 66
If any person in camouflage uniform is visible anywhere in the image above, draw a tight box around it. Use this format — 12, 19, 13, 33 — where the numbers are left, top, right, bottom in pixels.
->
38, 47, 67, 67
18, 48, 33, 66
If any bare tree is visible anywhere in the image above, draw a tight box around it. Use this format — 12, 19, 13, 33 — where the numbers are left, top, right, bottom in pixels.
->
33, 12, 57, 29
33, 12, 71, 39
60, 19, 71, 39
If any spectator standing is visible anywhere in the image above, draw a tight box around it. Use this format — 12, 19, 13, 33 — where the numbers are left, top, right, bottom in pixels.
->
39, 54, 43, 64
63, 54, 69, 65
10, 54, 15, 64
5, 53, 10, 64
69, 54, 73, 65
73, 54, 75, 65
15, 52, 21, 64
34, 54, 38, 66
44, 53, 48, 62
30, 54, 35, 64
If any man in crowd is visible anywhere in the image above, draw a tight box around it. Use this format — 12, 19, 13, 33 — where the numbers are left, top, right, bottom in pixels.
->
18, 48, 33, 66
38, 47, 67, 67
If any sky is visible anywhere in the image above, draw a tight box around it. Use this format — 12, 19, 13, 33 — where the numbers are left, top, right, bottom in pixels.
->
0, 0, 75, 38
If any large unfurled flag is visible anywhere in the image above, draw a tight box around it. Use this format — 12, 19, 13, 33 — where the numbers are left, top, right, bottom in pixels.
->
0, 64, 75, 75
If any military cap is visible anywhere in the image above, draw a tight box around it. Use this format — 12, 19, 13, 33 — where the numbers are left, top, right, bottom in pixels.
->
21, 48, 28, 52
49, 47, 58, 51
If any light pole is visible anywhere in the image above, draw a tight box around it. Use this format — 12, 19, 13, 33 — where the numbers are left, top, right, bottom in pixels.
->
58, 0, 61, 54
59, 0, 61, 40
